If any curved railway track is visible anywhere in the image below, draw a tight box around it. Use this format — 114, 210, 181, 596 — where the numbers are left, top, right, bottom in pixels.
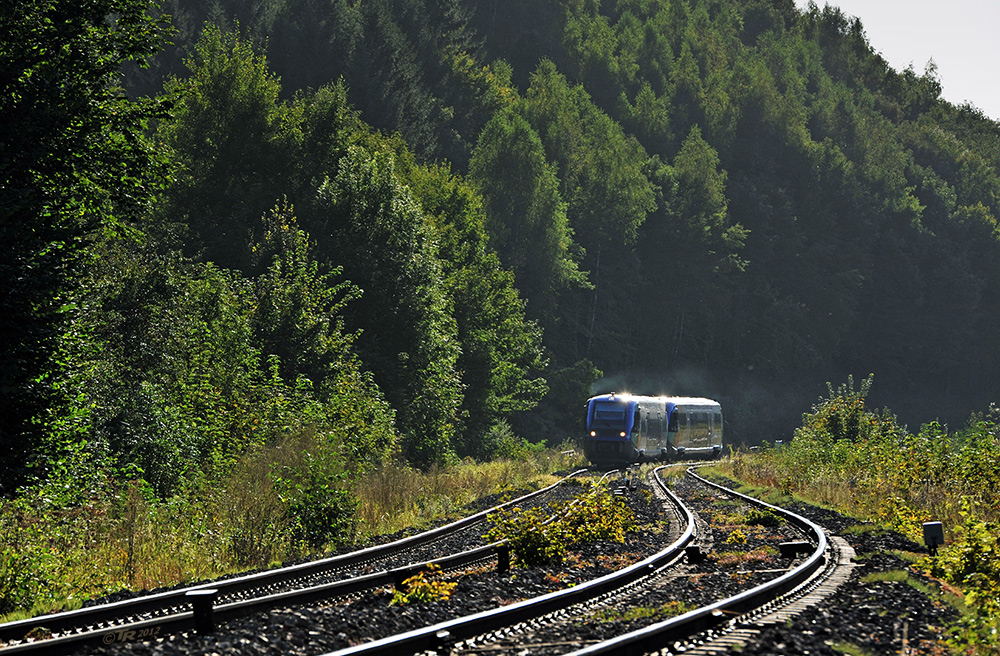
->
320, 465, 696, 656
0, 471, 590, 655
0, 465, 859, 656
316, 465, 849, 656
550, 468, 839, 656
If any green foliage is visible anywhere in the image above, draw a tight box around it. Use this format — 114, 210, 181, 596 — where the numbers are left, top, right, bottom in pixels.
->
0, 506, 50, 615
486, 504, 566, 568
404, 162, 548, 457
13, 0, 1000, 624
389, 563, 458, 605
922, 506, 1000, 652
521, 360, 602, 443
313, 147, 463, 467
728, 389, 1000, 649
158, 24, 299, 270
0, 0, 171, 492
485, 484, 635, 567
248, 204, 361, 394
479, 421, 546, 461
798, 374, 878, 444
518, 58, 657, 359
150, 23, 547, 468
272, 432, 358, 550
673, 126, 746, 268
469, 107, 589, 325
0, 446, 581, 618
560, 486, 637, 545
109, 0, 1000, 448
521, 59, 655, 250
219, 450, 289, 569
744, 508, 782, 528
43, 205, 395, 497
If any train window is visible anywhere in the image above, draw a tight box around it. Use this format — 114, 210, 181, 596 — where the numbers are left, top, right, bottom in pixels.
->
691, 411, 709, 443
592, 402, 626, 426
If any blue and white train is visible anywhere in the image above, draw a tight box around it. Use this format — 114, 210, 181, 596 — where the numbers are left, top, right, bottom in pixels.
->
584, 393, 723, 464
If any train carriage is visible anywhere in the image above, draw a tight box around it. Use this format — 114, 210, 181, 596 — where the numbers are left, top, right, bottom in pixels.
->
584, 393, 723, 464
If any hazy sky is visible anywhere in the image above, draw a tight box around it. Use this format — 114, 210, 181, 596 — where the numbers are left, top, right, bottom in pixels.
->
794, 0, 1000, 120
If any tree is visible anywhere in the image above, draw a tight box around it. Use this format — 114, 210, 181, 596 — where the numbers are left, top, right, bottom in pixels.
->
407, 163, 548, 457
311, 147, 463, 467
468, 108, 588, 328
157, 25, 299, 271
632, 127, 747, 370
673, 125, 732, 247
248, 203, 361, 389
520, 59, 656, 359
0, 0, 170, 492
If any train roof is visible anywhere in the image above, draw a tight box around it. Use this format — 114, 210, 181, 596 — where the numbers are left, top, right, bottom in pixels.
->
588, 393, 720, 407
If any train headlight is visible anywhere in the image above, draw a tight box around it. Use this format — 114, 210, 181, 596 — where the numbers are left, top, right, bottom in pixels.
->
620, 431, 626, 437
590, 431, 596, 437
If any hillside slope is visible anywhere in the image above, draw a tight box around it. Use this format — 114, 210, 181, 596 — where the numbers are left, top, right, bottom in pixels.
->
132, 0, 1000, 442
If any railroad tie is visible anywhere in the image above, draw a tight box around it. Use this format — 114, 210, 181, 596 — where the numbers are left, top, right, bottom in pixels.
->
677, 535, 857, 656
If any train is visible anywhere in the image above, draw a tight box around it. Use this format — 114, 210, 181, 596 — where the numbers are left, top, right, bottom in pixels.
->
583, 393, 723, 464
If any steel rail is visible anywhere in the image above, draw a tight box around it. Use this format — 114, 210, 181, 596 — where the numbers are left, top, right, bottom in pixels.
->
318, 465, 696, 656
0, 470, 588, 648
559, 466, 829, 656
0, 540, 511, 656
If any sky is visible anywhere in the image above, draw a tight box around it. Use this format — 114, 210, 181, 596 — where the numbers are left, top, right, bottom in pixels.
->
793, 0, 1000, 121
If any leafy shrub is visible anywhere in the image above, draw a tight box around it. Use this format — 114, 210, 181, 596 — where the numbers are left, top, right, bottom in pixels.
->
485, 504, 565, 567
485, 484, 635, 567
723, 382, 1000, 651
480, 420, 545, 461
219, 453, 288, 569
921, 507, 1000, 652
560, 488, 636, 544
390, 564, 458, 605
744, 508, 782, 527
273, 432, 358, 550
0, 513, 47, 615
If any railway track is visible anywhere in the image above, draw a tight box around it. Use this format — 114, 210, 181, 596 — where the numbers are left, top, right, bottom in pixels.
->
1, 465, 859, 656
314, 465, 849, 656
0, 470, 591, 655
548, 468, 841, 656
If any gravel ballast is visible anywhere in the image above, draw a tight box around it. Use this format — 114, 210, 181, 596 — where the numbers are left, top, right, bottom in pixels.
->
72, 470, 961, 656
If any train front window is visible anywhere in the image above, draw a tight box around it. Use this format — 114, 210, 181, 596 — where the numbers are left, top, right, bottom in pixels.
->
591, 402, 628, 429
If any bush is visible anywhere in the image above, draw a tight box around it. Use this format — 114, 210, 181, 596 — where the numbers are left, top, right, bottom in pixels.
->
721, 380, 1000, 651
485, 484, 635, 567
389, 564, 457, 605
273, 433, 358, 550
0, 510, 47, 615
744, 508, 782, 527
485, 504, 565, 567
219, 453, 289, 569
921, 507, 1000, 652
481, 420, 545, 461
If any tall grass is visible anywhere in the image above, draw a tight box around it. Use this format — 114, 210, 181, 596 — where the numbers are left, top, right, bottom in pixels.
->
355, 450, 580, 536
0, 442, 583, 621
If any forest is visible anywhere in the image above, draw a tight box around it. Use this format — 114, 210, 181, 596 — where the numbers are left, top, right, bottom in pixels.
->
4, 0, 1000, 561
125, 0, 1000, 454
